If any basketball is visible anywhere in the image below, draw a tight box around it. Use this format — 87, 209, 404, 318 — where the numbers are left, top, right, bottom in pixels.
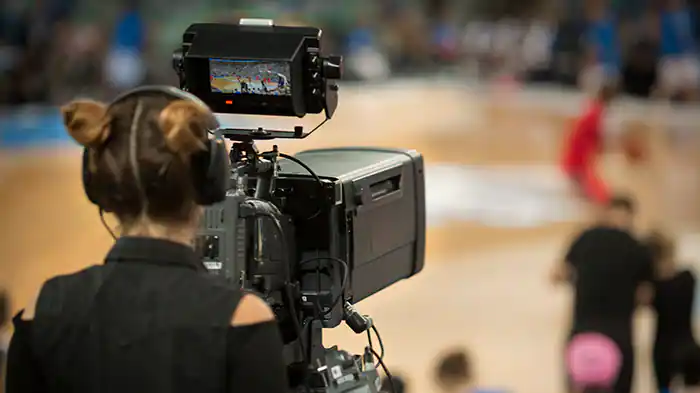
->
620, 127, 648, 163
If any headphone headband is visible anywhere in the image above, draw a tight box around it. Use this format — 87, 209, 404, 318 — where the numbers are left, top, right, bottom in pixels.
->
81, 85, 230, 210
109, 85, 219, 130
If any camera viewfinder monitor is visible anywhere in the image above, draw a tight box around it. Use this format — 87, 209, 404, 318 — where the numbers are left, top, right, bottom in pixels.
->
175, 22, 341, 117
209, 59, 292, 97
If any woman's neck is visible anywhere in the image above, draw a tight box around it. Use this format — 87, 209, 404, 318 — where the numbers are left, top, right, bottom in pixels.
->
120, 219, 196, 248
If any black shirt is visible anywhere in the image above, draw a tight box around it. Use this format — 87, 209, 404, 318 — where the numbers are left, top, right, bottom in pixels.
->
6, 237, 288, 393
566, 226, 654, 337
653, 269, 696, 344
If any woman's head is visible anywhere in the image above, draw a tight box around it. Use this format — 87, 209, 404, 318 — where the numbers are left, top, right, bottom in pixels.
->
434, 348, 473, 393
381, 374, 407, 393
62, 91, 216, 237
644, 230, 677, 276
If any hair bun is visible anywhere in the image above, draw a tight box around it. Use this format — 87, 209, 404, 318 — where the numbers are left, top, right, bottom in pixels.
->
158, 100, 210, 156
61, 100, 110, 148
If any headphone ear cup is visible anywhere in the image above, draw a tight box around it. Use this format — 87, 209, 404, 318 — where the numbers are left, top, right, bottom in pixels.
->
210, 138, 231, 201
191, 137, 230, 205
82, 148, 101, 206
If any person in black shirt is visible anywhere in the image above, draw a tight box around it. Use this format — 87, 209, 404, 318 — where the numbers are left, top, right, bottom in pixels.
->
645, 230, 700, 393
552, 196, 654, 393
5, 89, 288, 393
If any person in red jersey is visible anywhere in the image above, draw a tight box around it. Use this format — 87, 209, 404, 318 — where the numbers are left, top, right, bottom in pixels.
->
561, 83, 617, 205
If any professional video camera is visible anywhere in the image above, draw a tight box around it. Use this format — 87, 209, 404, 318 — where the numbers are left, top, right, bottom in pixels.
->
173, 19, 426, 393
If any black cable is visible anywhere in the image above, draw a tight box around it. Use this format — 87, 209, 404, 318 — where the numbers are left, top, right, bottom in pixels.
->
370, 347, 395, 393
367, 324, 385, 367
372, 325, 385, 360
99, 208, 117, 240
251, 210, 291, 281
250, 210, 307, 367
367, 329, 374, 358
366, 324, 385, 369
298, 256, 348, 316
278, 153, 324, 220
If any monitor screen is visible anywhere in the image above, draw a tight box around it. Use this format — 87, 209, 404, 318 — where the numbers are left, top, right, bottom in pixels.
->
209, 59, 292, 96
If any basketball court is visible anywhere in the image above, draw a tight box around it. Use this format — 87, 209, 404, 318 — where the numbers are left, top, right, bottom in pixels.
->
1, 80, 699, 393
211, 76, 242, 92
211, 76, 289, 94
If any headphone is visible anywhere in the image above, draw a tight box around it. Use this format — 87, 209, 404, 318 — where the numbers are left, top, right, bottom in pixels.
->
82, 85, 230, 210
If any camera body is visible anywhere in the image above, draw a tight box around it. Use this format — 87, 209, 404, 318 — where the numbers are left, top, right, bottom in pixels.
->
174, 20, 425, 392
198, 147, 426, 330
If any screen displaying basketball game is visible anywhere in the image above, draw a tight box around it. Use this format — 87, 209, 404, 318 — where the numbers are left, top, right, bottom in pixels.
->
209, 59, 292, 96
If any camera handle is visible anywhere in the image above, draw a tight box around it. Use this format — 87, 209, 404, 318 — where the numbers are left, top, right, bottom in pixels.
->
228, 138, 280, 200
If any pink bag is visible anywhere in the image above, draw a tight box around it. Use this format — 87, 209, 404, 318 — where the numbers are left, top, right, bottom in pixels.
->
566, 332, 622, 389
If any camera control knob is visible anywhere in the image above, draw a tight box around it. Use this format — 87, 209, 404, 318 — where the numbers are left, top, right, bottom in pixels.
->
323, 56, 343, 79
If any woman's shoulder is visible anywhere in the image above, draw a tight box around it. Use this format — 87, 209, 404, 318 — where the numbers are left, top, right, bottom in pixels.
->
22, 265, 106, 320
657, 268, 697, 289
230, 293, 275, 327
677, 267, 697, 283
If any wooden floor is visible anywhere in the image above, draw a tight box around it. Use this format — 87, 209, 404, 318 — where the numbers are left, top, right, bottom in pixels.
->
2, 81, 700, 393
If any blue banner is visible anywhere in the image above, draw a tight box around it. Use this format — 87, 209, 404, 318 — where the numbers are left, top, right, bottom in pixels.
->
0, 107, 72, 148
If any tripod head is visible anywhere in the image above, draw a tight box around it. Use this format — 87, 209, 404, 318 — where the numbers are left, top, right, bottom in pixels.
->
224, 128, 288, 201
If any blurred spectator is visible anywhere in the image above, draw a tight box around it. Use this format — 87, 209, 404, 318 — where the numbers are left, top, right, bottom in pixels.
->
345, 13, 391, 81
491, 18, 525, 77
552, 196, 654, 393
520, 19, 554, 80
0, 0, 74, 104
621, 37, 658, 97
383, 7, 431, 71
429, 2, 461, 65
551, 19, 588, 86
655, 0, 699, 100
462, 20, 494, 75
434, 348, 473, 393
644, 230, 700, 392
52, 24, 106, 103
621, 11, 659, 97
104, 0, 147, 92
579, 0, 622, 95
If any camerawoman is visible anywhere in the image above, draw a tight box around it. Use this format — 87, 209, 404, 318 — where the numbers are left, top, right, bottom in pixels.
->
7, 19, 427, 393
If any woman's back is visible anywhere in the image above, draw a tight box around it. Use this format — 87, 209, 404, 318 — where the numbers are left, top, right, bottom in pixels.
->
33, 238, 240, 392
654, 268, 696, 343
9, 237, 288, 393
652, 268, 700, 390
